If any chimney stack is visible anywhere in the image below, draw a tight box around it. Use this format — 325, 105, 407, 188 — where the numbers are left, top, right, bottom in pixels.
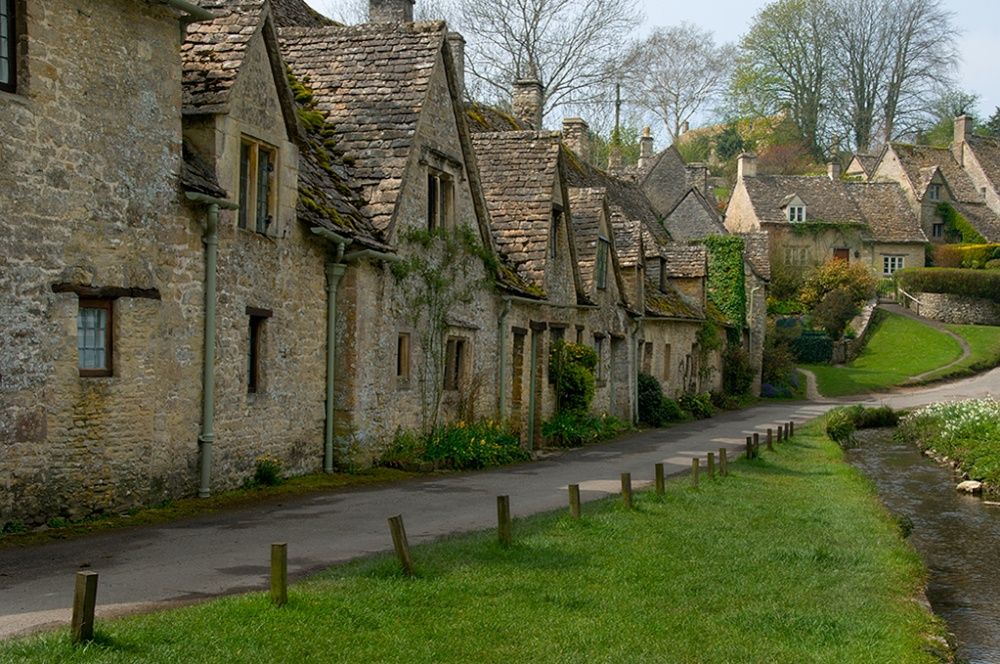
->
827, 160, 841, 180
447, 32, 466, 98
512, 78, 544, 130
369, 0, 414, 23
638, 127, 654, 170
954, 115, 971, 146
737, 153, 757, 179
562, 118, 591, 164
680, 121, 690, 135
686, 162, 709, 194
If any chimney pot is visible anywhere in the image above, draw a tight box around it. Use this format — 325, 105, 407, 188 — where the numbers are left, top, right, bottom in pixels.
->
562, 118, 591, 163
512, 78, 544, 130
369, 0, 414, 23
737, 153, 757, 179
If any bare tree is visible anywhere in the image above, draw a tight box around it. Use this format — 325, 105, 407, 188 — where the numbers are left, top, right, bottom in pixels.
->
881, 0, 959, 142
732, 0, 833, 157
456, 0, 641, 122
623, 24, 734, 142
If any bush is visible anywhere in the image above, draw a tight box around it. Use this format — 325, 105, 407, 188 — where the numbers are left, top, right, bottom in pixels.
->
987, 259, 1000, 270
637, 373, 687, 427
932, 243, 1000, 269
825, 408, 857, 447
811, 287, 860, 340
542, 411, 629, 447
722, 345, 755, 396
550, 341, 597, 413
792, 330, 833, 363
896, 267, 1000, 303
799, 259, 878, 310
381, 420, 529, 470
247, 456, 284, 488
850, 405, 899, 429
679, 392, 714, 419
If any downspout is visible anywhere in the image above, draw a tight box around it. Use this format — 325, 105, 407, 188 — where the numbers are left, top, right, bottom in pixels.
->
324, 254, 346, 473
630, 318, 642, 425
164, 0, 216, 22
497, 298, 512, 419
186, 192, 238, 498
526, 329, 539, 451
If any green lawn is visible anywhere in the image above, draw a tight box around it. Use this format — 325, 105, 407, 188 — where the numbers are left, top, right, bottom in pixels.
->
804, 312, 963, 397
3, 423, 947, 663
916, 323, 1000, 383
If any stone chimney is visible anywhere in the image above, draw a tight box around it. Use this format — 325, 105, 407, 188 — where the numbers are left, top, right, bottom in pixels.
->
686, 163, 709, 194
512, 78, 544, 130
827, 160, 841, 180
680, 121, 690, 135
638, 127, 654, 170
737, 153, 757, 179
447, 32, 466, 98
954, 115, 971, 146
562, 118, 590, 164
608, 145, 623, 172
369, 0, 414, 23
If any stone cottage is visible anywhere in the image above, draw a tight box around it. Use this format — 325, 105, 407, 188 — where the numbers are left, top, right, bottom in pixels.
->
725, 154, 928, 278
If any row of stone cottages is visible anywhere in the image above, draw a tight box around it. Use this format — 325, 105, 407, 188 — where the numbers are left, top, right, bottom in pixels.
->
0, 0, 767, 525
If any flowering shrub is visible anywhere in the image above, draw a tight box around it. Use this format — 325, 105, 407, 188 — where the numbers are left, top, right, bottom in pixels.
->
896, 398, 1000, 484
245, 455, 283, 488
542, 412, 630, 447
381, 420, 529, 471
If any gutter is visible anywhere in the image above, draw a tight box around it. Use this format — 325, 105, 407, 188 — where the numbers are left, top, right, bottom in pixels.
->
163, 0, 216, 22
497, 298, 512, 419
185, 191, 238, 498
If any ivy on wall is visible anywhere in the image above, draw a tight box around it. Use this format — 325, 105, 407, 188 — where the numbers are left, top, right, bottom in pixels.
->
937, 203, 987, 244
701, 235, 747, 328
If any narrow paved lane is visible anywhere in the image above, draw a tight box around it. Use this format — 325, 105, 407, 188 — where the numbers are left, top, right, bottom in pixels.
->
1, 367, 996, 639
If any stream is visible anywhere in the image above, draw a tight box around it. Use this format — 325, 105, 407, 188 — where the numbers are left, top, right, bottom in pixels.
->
846, 429, 1000, 664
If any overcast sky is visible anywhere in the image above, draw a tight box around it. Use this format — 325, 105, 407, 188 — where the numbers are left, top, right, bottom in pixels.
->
308, 0, 999, 121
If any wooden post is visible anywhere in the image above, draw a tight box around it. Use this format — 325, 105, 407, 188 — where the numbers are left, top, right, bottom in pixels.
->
719, 448, 728, 476
707, 452, 716, 479
568, 484, 581, 519
497, 495, 512, 547
388, 515, 414, 576
767, 428, 774, 452
621, 473, 633, 509
655, 463, 665, 495
777, 425, 784, 443
790, 421, 795, 437
753, 433, 760, 456
746, 435, 754, 460
270, 543, 288, 607
691, 458, 700, 488
71, 571, 98, 645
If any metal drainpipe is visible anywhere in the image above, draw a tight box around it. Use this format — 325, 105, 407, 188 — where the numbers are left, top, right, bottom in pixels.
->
324, 253, 346, 474
197, 203, 220, 498
497, 298, 511, 419
631, 319, 641, 425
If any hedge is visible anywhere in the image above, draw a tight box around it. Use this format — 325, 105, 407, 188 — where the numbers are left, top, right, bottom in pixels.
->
792, 330, 833, 363
895, 267, 1000, 303
932, 243, 1000, 269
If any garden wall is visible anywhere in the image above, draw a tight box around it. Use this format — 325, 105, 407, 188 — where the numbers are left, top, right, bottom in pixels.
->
913, 292, 1000, 326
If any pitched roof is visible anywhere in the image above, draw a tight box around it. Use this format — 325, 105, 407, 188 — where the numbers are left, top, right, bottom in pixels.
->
638, 146, 691, 213
611, 216, 643, 268
662, 187, 727, 242
643, 278, 702, 320
182, 0, 266, 113
968, 136, 1000, 195
847, 182, 927, 243
269, 0, 338, 27
279, 21, 448, 232
742, 231, 771, 281
181, 139, 227, 199
661, 246, 707, 278
471, 131, 563, 290
952, 202, 1000, 242
849, 153, 879, 177
888, 143, 982, 203
568, 188, 605, 292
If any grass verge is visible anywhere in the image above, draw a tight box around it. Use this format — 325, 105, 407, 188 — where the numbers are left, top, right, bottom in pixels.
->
2, 422, 949, 663
803, 312, 962, 397
913, 323, 1000, 384
0, 468, 419, 550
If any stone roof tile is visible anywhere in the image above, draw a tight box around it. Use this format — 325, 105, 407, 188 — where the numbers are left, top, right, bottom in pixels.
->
847, 182, 927, 244
181, 139, 228, 199
968, 136, 1000, 196
742, 231, 771, 281
661, 246, 707, 278
568, 187, 606, 292
889, 143, 982, 203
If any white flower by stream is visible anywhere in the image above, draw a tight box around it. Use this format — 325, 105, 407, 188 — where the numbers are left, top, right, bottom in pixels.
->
903, 397, 1000, 443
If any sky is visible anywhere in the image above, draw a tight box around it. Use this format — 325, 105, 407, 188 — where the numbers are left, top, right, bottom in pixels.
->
307, 0, 999, 122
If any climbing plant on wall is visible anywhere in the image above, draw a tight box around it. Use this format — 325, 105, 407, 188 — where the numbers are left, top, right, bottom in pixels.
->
937, 202, 987, 244
391, 226, 493, 433
701, 235, 747, 328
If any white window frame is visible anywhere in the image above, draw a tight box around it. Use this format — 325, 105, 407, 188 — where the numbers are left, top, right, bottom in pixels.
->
882, 255, 905, 276
787, 205, 806, 223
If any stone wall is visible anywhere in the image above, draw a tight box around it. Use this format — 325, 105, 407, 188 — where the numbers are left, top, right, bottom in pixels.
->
0, 0, 204, 524
914, 292, 1000, 326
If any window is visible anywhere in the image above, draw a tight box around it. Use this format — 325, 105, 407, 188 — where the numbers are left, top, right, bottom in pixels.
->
444, 336, 468, 391
658, 257, 667, 292
882, 255, 905, 276
427, 170, 454, 231
787, 205, 806, 223
78, 299, 113, 377
239, 137, 278, 234
0, 0, 15, 93
932, 223, 944, 238
596, 238, 610, 289
397, 333, 411, 387
550, 206, 563, 259
784, 246, 808, 266
928, 184, 941, 202
663, 343, 672, 381
833, 248, 850, 263
247, 307, 272, 394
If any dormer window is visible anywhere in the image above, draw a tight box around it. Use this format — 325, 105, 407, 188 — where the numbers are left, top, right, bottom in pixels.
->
0, 0, 17, 93
928, 184, 941, 201
787, 205, 806, 223
239, 137, 278, 235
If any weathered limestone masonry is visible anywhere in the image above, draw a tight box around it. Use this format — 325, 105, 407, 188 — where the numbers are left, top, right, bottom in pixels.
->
914, 293, 1000, 326
0, 0, 204, 524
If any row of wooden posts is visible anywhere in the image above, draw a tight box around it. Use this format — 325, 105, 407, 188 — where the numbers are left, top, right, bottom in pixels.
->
69, 420, 796, 644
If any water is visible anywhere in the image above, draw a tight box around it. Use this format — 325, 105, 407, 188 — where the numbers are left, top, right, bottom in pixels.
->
847, 429, 1000, 664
